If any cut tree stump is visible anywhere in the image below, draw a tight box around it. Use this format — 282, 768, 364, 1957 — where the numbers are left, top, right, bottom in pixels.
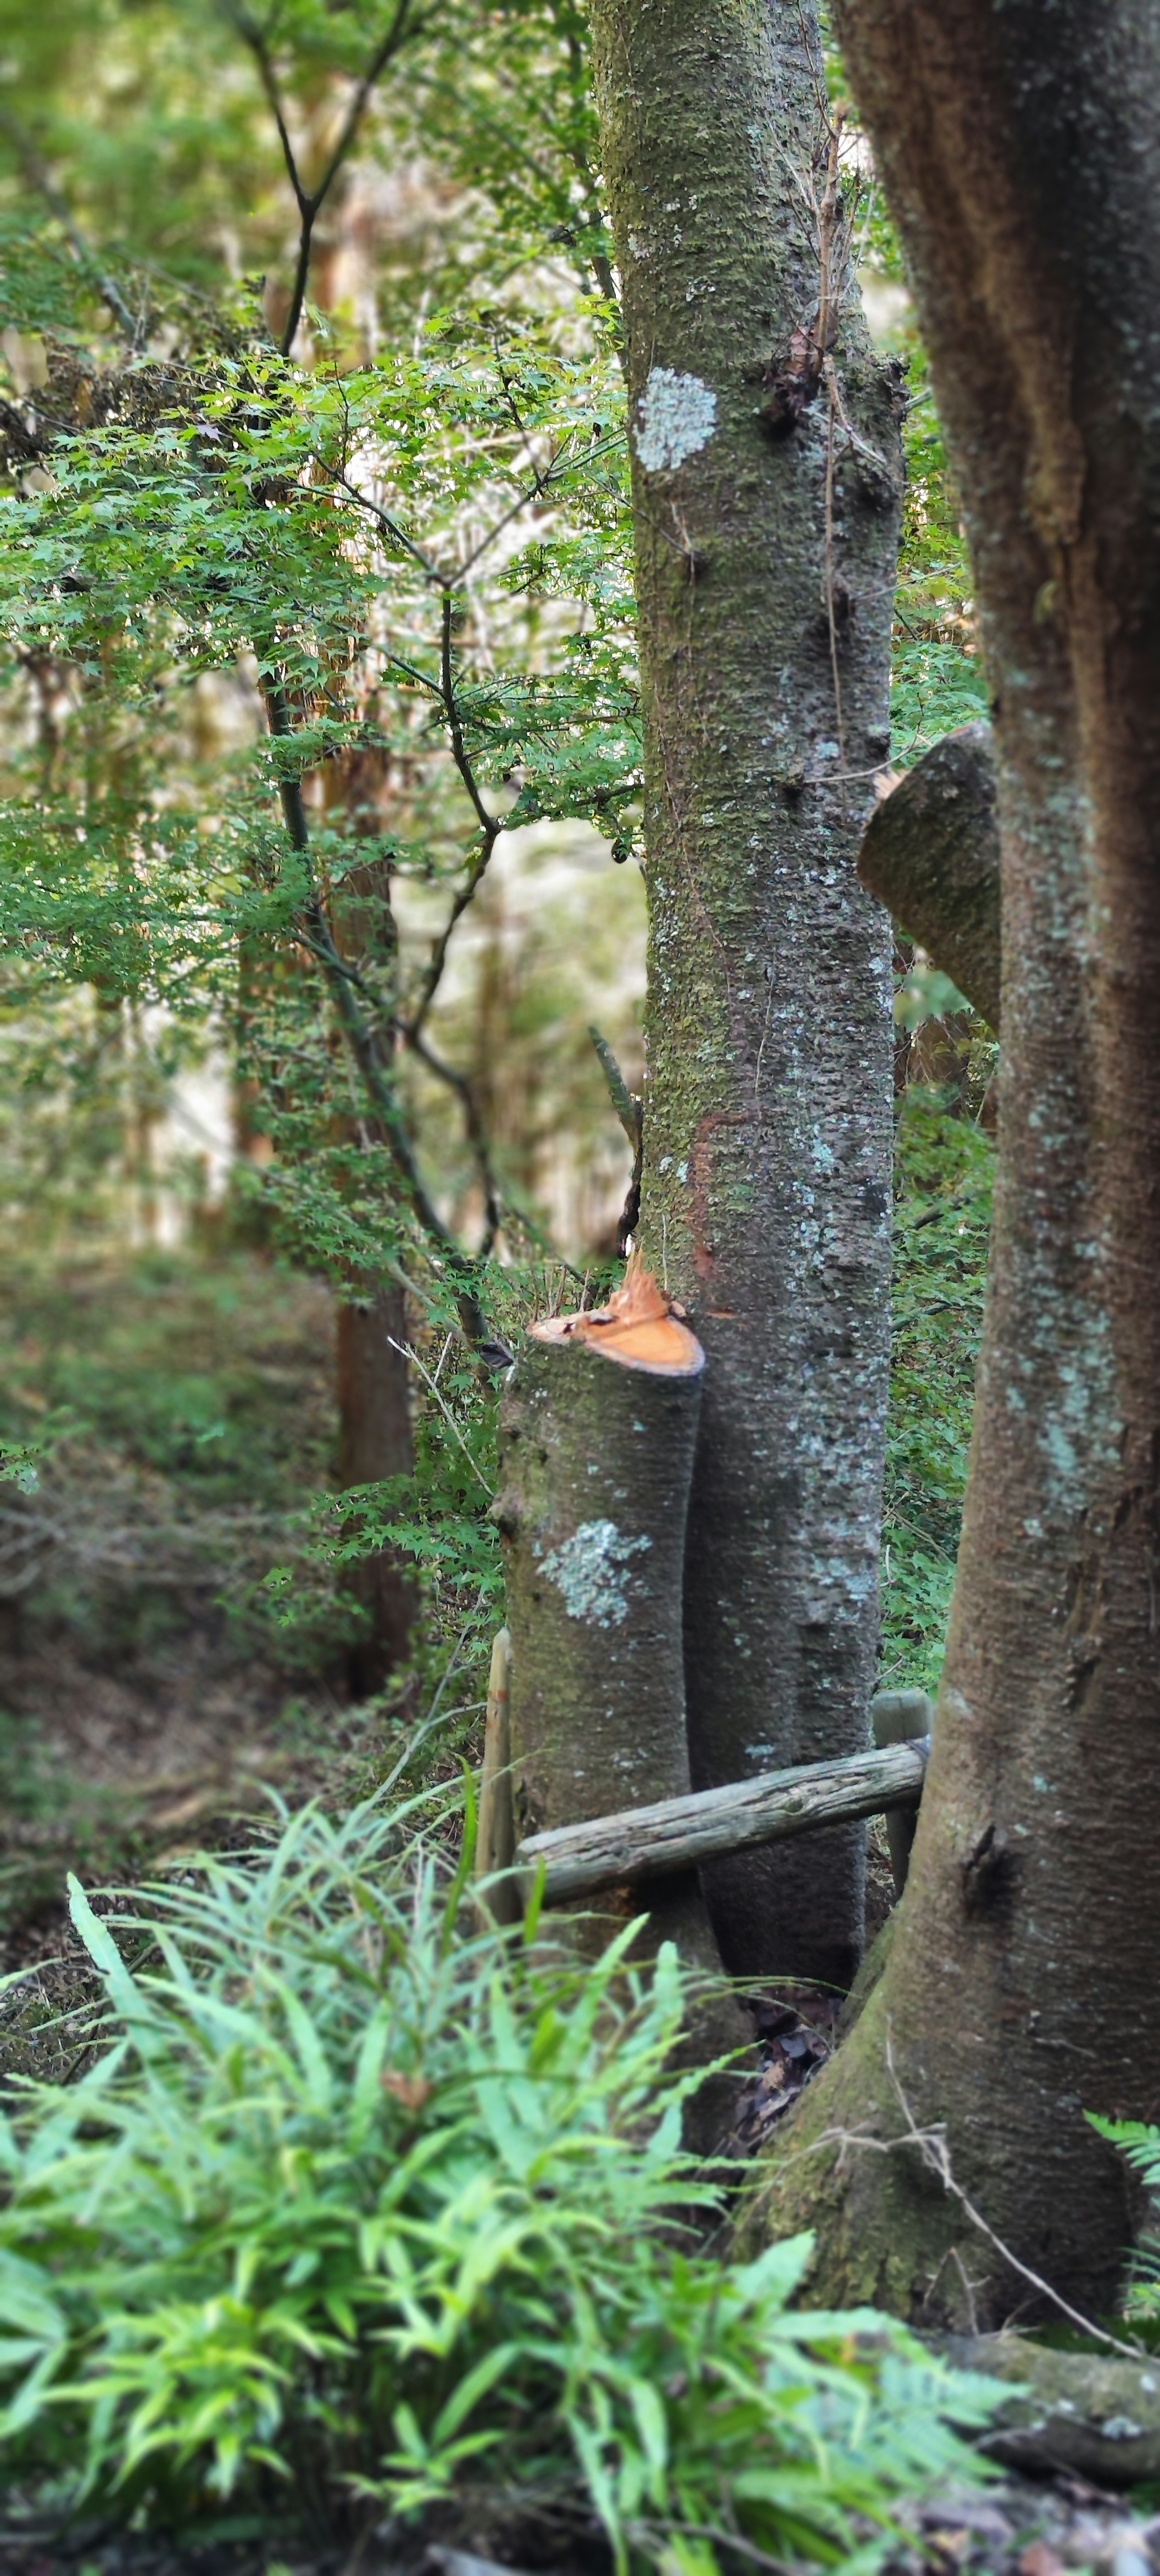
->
858, 722, 1001, 1028
494, 1264, 738, 1979
515, 1737, 930, 1907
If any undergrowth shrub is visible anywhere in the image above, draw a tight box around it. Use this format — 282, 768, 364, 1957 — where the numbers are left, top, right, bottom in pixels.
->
0, 1796, 999, 2568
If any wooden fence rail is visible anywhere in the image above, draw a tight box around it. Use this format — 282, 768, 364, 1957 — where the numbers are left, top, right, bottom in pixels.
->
475, 1630, 934, 1911
513, 1738, 930, 1905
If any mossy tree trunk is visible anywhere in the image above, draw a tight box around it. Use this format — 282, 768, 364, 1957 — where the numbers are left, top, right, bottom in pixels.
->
748, 0, 1160, 2326
589, 0, 905, 1985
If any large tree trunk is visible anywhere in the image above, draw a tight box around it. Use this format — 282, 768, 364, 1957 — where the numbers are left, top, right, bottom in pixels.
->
748, 0, 1160, 2325
590, 0, 904, 1984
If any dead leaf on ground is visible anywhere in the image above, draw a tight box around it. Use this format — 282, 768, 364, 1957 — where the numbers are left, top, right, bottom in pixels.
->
382, 2071, 432, 2111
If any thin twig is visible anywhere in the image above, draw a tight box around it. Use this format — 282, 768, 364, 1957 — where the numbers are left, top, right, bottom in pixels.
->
806, 2033, 1148, 2362
387, 1339, 495, 1494
399, 595, 505, 1042
407, 1026, 504, 1252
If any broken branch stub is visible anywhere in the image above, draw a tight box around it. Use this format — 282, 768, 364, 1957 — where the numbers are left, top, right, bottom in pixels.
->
494, 1264, 728, 1989
858, 722, 1001, 1029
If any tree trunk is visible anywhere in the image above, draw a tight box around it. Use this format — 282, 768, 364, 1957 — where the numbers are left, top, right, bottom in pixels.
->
497, 1268, 745, 2130
748, 0, 1160, 2326
497, 1271, 712, 1940
330, 834, 416, 1697
336, 1283, 415, 1695
858, 723, 1001, 1027
590, 0, 905, 1985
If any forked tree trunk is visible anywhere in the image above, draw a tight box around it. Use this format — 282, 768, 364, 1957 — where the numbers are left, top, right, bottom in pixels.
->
590, 0, 905, 1985
748, 0, 1160, 2325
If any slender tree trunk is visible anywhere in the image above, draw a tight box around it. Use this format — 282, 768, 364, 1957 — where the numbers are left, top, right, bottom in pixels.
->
590, 0, 904, 1983
330, 831, 416, 1695
748, 0, 1160, 2325
336, 1284, 415, 1694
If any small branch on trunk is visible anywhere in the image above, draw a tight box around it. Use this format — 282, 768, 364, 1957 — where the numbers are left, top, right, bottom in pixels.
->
857, 721, 1001, 1028
589, 1023, 643, 1252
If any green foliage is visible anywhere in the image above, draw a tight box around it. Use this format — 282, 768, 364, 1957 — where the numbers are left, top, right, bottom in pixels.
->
0, 1796, 1000, 2563
883, 1088, 995, 1695
890, 345, 989, 762
1087, 2120, 1160, 2321
0, 1241, 356, 1694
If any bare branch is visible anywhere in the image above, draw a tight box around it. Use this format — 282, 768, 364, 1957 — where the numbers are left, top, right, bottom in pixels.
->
230, 0, 421, 358
407, 1026, 504, 1252
261, 676, 475, 1284
398, 594, 506, 1045
588, 1024, 641, 1149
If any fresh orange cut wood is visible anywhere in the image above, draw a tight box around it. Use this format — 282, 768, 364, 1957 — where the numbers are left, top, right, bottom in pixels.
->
530, 1259, 704, 1375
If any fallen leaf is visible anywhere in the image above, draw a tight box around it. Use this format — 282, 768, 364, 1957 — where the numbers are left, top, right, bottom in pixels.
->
382, 2071, 432, 2112
1018, 2543, 1066, 2576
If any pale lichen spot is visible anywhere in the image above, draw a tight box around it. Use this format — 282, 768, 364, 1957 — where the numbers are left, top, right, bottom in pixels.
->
633, 367, 717, 474
541, 1518, 652, 1628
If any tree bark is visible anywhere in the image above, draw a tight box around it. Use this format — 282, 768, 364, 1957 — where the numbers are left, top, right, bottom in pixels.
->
496, 1271, 746, 2135
748, 0, 1160, 2326
590, 0, 905, 1987
858, 723, 1001, 1028
336, 1282, 415, 1695
331, 834, 416, 1697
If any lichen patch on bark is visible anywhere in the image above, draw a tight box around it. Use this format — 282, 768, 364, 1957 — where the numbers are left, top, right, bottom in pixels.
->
538, 1518, 653, 1627
633, 365, 718, 472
